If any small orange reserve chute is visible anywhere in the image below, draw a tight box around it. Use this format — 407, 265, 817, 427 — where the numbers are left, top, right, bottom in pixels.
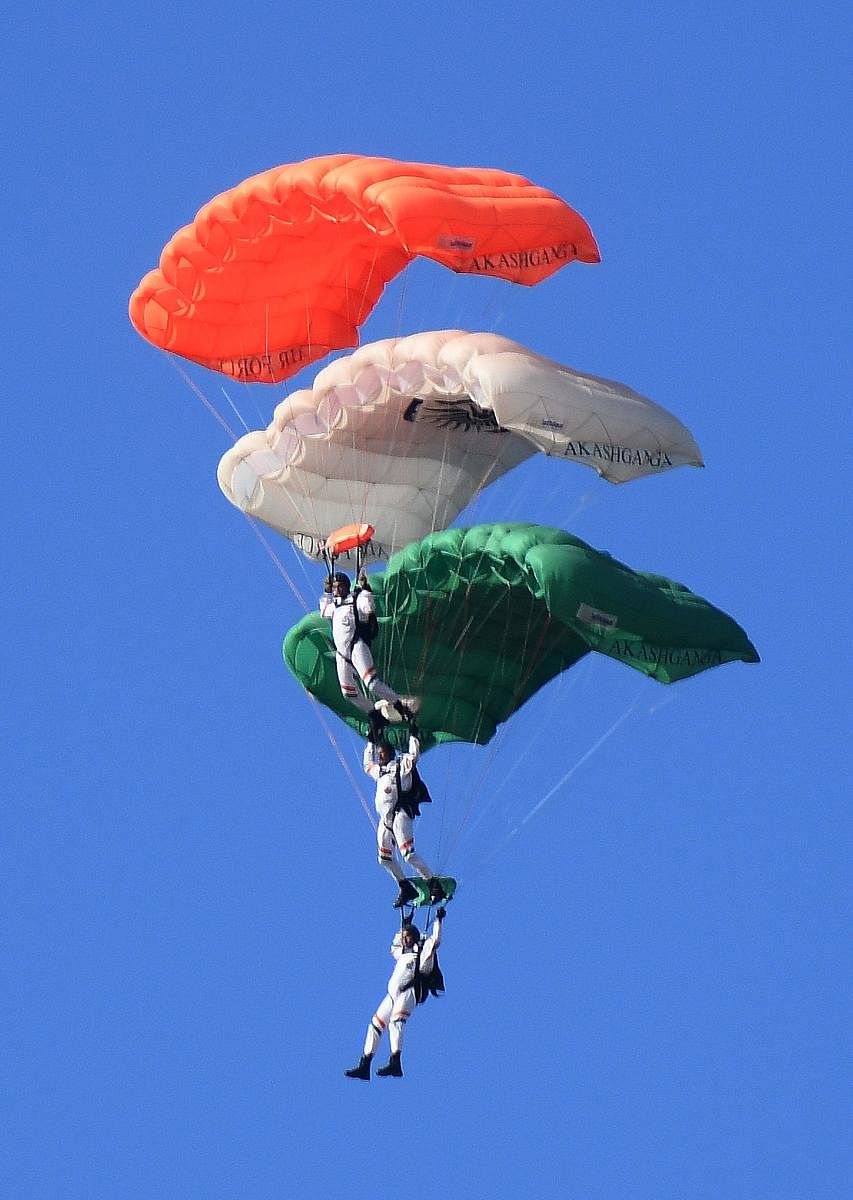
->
324, 523, 375, 558
129, 154, 599, 384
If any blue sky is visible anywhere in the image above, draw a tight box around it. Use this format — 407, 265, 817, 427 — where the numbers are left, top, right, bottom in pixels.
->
3, 3, 850, 1197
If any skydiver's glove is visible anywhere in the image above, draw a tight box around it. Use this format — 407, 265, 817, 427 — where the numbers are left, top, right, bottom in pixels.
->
323, 576, 333, 593
367, 709, 384, 743
409, 721, 419, 739
436, 907, 447, 920
357, 571, 370, 590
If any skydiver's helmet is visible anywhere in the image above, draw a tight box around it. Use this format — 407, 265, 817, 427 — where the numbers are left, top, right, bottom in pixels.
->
401, 923, 421, 947
331, 571, 351, 596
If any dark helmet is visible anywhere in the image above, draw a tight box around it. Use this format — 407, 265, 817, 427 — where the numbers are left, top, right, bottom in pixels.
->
331, 571, 351, 593
401, 922, 421, 944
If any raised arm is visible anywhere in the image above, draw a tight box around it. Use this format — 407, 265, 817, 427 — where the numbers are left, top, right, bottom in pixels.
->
398, 734, 420, 775
420, 911, 444, 965
363, 741, 380, 780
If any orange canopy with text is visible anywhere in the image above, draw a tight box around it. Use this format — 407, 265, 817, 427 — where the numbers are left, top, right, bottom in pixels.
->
129, 154, 599, 383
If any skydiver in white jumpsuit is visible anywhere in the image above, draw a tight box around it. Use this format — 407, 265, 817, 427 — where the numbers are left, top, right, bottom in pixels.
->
363, 733, 443, 908
345, 910, 446, 1080
319, 572, 402, 722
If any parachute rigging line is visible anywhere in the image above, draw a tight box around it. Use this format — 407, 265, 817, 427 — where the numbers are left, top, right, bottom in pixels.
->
436, 605, 556, 867
309, 696, 376, 830
167, 356, 239, 441
462, 687, 648, 889
165, 353, 319, 611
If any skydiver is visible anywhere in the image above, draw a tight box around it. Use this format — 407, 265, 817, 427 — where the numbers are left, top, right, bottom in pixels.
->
344, 908, 446, 1081
363, 724, 444, 908
319, 571, 406, 727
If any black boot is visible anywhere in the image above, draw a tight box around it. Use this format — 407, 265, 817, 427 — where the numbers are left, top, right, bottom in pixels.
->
376, 1051, 403, 1077
427, 877, 445, 905
393, 879, 418, 908
344, 1053, 372, 1080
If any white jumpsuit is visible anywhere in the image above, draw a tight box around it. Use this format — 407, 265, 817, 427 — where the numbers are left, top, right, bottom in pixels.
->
319, 588, 399, 715
363, 736, 433, 884
363, 918, 443, 1056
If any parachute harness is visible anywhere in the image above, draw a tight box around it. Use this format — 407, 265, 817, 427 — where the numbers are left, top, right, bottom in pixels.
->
398, 905, 446, 1007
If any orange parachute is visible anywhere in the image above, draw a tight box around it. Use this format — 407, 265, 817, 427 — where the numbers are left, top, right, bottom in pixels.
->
128, 154, 599, 384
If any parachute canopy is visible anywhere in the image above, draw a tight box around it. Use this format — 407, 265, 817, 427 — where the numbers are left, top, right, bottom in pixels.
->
129, 154, 599, 384
218, 329, 703, 563
283, 523, 759, 749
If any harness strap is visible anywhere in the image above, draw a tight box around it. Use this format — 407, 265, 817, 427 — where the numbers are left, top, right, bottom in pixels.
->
393, 761, 420, 821
412, 941, 423, 1001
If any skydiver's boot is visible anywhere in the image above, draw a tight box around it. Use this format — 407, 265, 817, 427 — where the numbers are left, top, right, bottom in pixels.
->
393, 879, 418, 908
397, 697, 421, 723
375, 699, 403, 724
344, 1053, 372, 1081
376, 1051, 403, 1078
427, 877, 445, 905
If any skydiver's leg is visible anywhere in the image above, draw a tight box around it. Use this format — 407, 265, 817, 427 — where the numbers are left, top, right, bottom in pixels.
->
335, 653, 374, 714
378, 820, 406, 884
389, 989, 414, 1053
392, 811, 433, 880
351, 641, 399, 705
364, 994, 394, 1056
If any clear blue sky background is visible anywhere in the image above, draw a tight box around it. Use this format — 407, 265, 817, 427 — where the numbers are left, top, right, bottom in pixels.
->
4, 3, 850, 1198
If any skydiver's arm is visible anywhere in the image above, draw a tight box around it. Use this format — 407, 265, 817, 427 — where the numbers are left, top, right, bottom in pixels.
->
398, 735, 420, 778
363, 743, 379, 780
419, 917, 443, 970
430, 913, 443, 948
319, 595, 334, 619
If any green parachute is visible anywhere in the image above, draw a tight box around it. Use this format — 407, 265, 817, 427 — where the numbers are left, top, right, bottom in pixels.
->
283, 523, 759, 750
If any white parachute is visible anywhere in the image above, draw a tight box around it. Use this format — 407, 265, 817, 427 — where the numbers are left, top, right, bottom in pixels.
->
216, 329, 703, 563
